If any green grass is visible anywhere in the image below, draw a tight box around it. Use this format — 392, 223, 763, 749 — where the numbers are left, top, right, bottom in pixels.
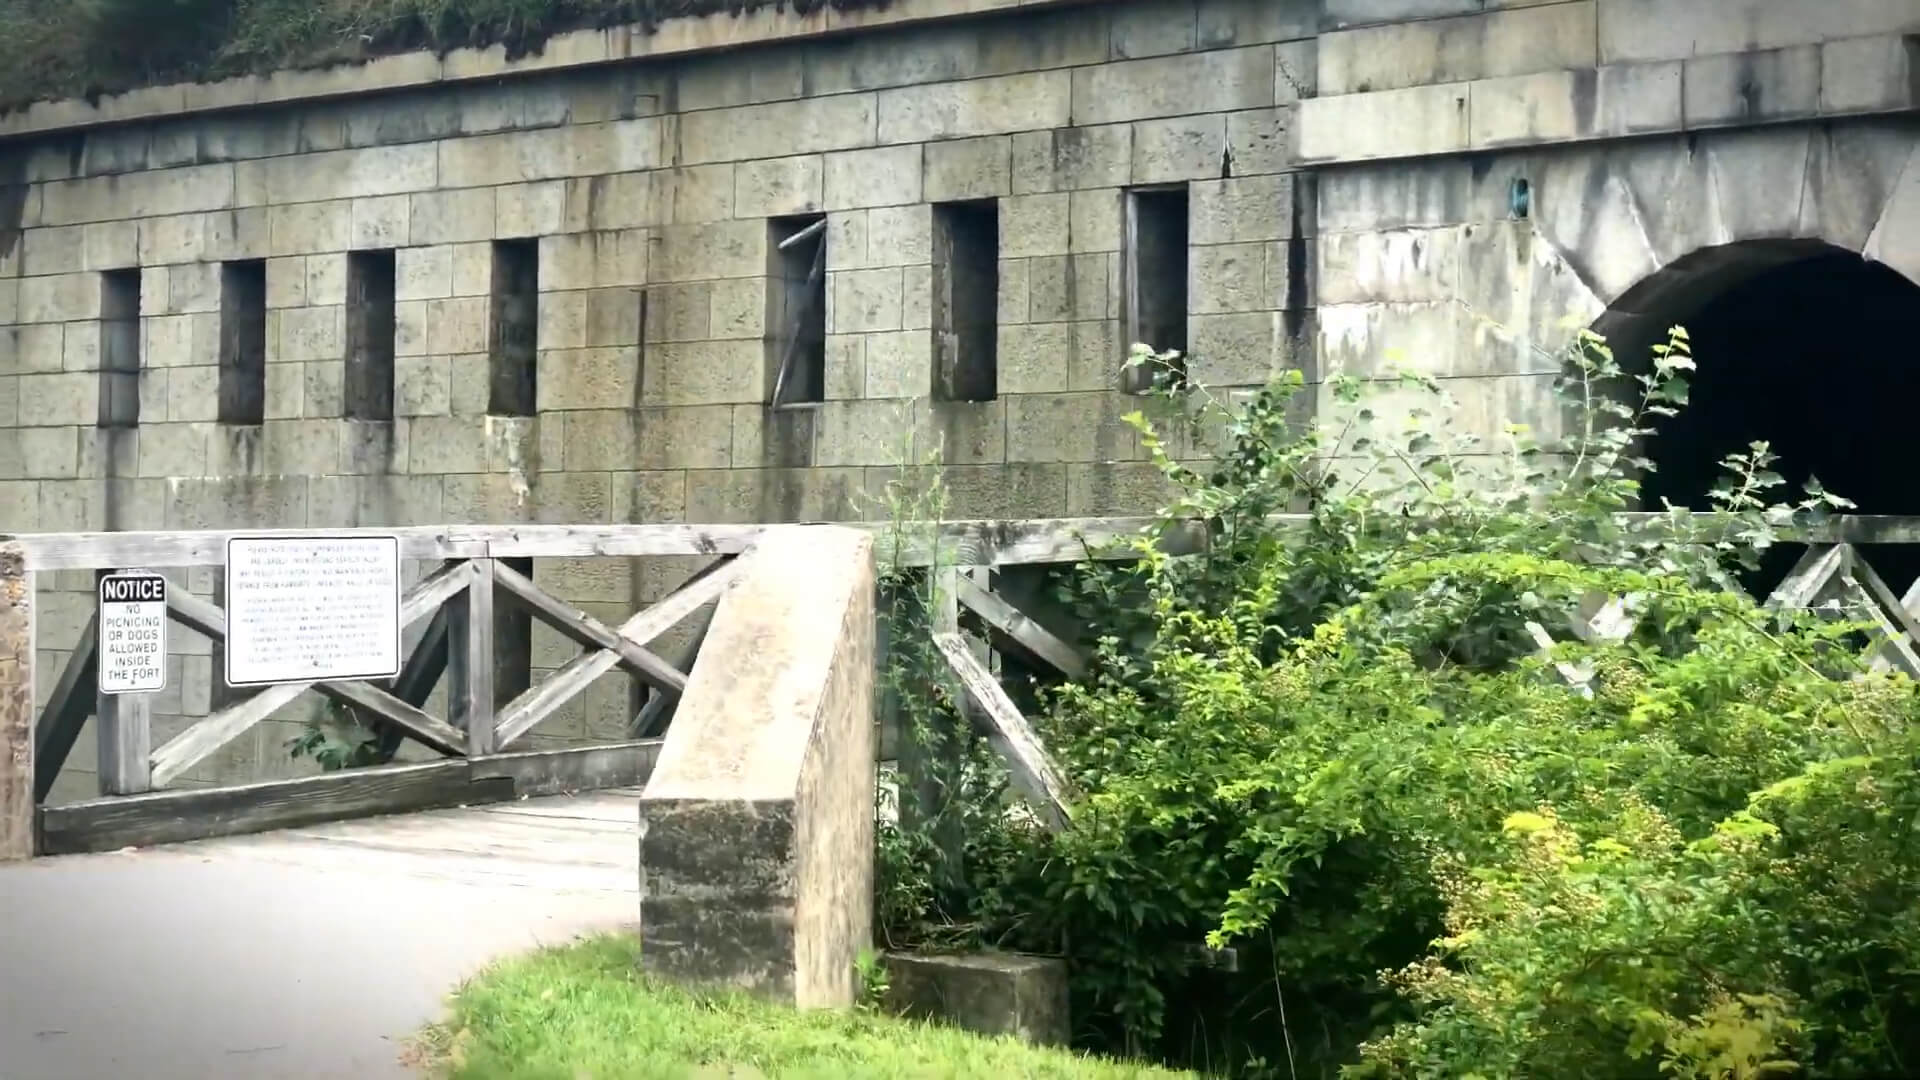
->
412, 933, 1195, 1080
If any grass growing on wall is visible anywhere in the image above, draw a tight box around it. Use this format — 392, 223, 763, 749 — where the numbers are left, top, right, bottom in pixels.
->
0, 0, 894, 111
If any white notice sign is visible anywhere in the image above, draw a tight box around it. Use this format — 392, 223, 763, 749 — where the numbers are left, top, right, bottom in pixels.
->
98, 572, 168, 694
225, 535, 403, 687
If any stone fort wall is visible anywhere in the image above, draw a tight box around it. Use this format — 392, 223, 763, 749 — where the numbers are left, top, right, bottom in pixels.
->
1, 0, 1916, 799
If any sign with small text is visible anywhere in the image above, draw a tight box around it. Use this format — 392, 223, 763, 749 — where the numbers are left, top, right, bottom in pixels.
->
225, 535, 403, 687
98, 572, 168, 695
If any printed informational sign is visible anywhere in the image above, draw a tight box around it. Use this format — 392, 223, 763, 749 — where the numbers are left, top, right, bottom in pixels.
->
225, 535, 403, 687
98, 572, 168, 695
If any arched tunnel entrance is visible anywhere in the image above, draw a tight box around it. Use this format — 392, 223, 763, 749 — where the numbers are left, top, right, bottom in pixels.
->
1605, 242, 1920, 595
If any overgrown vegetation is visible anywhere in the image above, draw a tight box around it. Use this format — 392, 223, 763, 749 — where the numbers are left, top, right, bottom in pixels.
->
873, 330, 1920, 1078
0, 0, 893, 110
411, 932, 1191, 1079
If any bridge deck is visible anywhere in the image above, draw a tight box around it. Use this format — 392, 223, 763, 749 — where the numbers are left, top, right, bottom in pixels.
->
0, 789, 642, 1080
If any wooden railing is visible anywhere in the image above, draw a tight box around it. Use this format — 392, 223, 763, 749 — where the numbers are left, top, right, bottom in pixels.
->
6, 514, 1920, 863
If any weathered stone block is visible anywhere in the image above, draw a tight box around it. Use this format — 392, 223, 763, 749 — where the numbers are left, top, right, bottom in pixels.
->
409, 188, 496, 246
396, 246, 453, 302
924, 137, 1013, 203
1192, 242, 1272, 314
651, 221, 763, 283
1006, 392, 1143, 463
1319, 2, 1596, 97
563, 406, 734, 471
566, 171, 667, 233
1001, 194, 1071, 259
639, 527, 876, 1009
1189, 310, 1291, 386
1598, 0, 1920, 67
831, 268, 905, 333
735, 155, 826, 219
680, 95, 878, 165
305, 253, 348, 308
1295, 83, 1469, 163
711, 278, 768, 341
394, 356, 451, 417
885, 951, 1070, 1045
19, 273, 100, 323
1191, 174, 1295, 245
263, 144, 438, 206
538, 347, 642, 411
867, 205, 932, 267
1072, 47, 1276, 125
642, 340, 766, 406
495, 181, 567, 239
1133, 115, 1227, 184
269, 200, 352, 256
1110, 0, 1198, 60
877, 71, 1071, 144
19, 373, 96, 428
1317, 226, 1460, 306
1683, 45, 1820, 128
21, 226, 84, 277
1821, 34, 1920, 114
1012, 124, 1133, 195
824, 145, 924, 211
1594, 60, 1683, 136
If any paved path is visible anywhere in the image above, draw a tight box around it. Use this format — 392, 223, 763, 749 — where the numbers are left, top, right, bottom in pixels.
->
0, 790, 642, 1080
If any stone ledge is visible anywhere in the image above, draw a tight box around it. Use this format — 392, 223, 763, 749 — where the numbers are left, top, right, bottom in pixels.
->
0, 0, 1086, 144
882, 950, 1071, 1046
1295, 33, 1920, 166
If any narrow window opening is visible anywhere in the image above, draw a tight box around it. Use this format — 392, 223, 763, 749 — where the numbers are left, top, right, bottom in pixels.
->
768, 215, 827, 408
98, 269, 142, 429
933, 200, 999, 403
1124, 185, 1190, 393
496, 556, 534, 720
489, 240, 539, 417
344, 250, 397, 421
218, 260, 268, 425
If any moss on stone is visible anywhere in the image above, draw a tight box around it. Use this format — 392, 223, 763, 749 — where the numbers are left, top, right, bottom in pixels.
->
0, 0, 894, 112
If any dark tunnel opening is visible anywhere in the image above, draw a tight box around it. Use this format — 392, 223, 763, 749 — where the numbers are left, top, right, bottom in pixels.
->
1636, 249, 1920, 596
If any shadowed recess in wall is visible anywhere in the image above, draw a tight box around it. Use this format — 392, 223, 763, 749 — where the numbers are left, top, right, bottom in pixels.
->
0, 0, 897, 111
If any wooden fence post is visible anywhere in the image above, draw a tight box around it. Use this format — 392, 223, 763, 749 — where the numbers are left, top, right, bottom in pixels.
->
97, 568, 153, 795
450, 559, 496, 756
0, 542, 36, 860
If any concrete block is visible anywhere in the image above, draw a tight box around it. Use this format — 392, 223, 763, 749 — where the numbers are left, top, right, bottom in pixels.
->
262, 144, 438, 206
610, 470, 689, 525
165, 262, 222, 316
1067, 462, 1184, 516
644, 283, 714, 342
565, 171, 667, 232
825, 334, 866, 400
496, 181, 568, 239
19, 372, 97, 427
731, 406, 818, 470
1598, 0, 1920, 66
1029, 254, 1111, 321
640, 340, 765, 406
1199, 0, 1318, 47
566, 406, 734, 471
1192, 242, 1273, 314
1295, 83, 1470, 163
399, 415, 487, 474
1189, 310, 1292, 386
924, 137, 1013, 203
395, 300, 429, 358
586, 287, 646, 347
1822, 35, 1920, 114
305, 254, 348, 308
827, 211, 871, 272
290, 361, 329, 419
709, 278, 767, 341
814, 399, 917, 467
394, 356, 451, 417
1801, 122, 1920, 251
640, 532, 875, 1000
19, 427, 80, 479
451, 243, 492, 298
1002, 194, 1072, 259
41, 163, 235, 227
1111, 0, 1198, 59
269, 200, 352, 257
308, 474, 445, 529
1012, 124, 1134, 195
542, 229, 648, 291
1191, 174, 1295, 245
540, 290, 589, 352
410, 188, 497, 246
998, 258, 1031, 325
20, 273, 100, 323
1006, 392, 1143, 463
866, 462, 1068, 521
877, 71, 1071, 143
679, 95, 878, 164
862, 330, 935, 399
678, 47, 808, 112
1318, 2, 1596, 97
999, 321, 1075, 394
824, 145, 924, 210
1317, 227, 1460, 305
448, 354, 490, 416
868, 206, 932, 267
651, 221, 763, 283
1132, 115, 1228, 184
1683, 46, 1820, 128
265, 257, 307, 310
1594, 60, 1684, 136
441, 470, 609, 526
279, 305, 344, 362
735, 155, 826, 218
901, 264, 933, 331
60, 323, 98, 373
396, 247, 453, 301
831, 268, 905, 333
1072, 47, 1275, 125
426, 297, 491, 355
9, 324, 64, 373
1862, 138, 1920, 286
669, 165, 737, 224
21, 226, 84, 277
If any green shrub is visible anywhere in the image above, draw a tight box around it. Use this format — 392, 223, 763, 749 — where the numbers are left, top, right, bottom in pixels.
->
875, 330, 1920, 1078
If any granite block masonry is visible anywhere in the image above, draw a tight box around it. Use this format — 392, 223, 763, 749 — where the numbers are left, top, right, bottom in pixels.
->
638, 525, 875, 1008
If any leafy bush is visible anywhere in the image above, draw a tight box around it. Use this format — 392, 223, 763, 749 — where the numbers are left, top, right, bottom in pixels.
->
875, 330, 1920, 1078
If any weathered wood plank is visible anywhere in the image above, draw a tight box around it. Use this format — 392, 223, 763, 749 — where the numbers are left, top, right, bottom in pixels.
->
0, 545, 32, 861
33, 615, 96, 803
956, 575, 1088, 679
934, 631, 1074, 833
149, 682, 304, 788
377, 606, 450, 760
36, 759, 517, 855
1525, 620, 1595, 698
491, 560, 686, 694
451, 559, 496, 756
470, 739, 663, 798
1766, 544, 1848, 612
312, 680, 467, 756
495, 559, 739, 747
